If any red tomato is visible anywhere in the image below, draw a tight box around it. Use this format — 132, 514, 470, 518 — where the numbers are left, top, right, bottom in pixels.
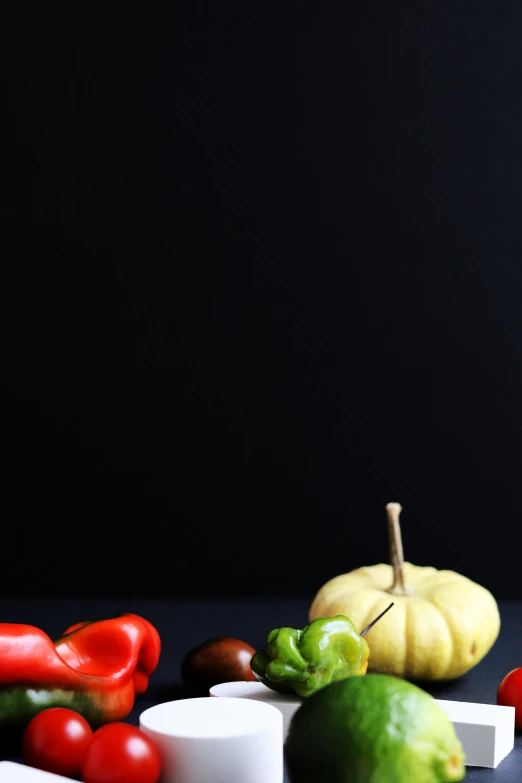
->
82, 722, 162, 783
497, 667, 522, 728
23, 707, 93, 778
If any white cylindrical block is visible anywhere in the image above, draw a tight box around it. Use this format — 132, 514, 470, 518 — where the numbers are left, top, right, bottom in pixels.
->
139, 696, 283, 783
209, 681, 302, 741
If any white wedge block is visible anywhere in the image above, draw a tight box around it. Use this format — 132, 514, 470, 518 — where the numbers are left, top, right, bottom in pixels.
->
209, 681, 516, 768
0, 762, 75, 781
434, 698, 515, 768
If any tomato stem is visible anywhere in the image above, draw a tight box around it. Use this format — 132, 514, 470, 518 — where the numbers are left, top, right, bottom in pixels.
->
386, 502, 413, 596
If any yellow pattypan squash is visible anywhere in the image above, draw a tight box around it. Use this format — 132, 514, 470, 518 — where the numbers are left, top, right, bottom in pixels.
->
309, 503, 500, 681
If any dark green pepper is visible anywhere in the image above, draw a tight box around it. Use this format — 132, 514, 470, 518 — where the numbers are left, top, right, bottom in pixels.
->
250, 615, 370, 698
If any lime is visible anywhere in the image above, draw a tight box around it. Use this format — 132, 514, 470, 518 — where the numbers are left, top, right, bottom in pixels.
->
285, 674, 465, 783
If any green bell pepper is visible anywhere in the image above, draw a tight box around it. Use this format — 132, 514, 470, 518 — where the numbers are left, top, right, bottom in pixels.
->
250, 615, 369, 698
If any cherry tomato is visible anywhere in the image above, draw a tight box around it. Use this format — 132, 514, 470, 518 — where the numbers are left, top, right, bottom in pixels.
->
181, 636, 257, 694
497, 667, 522, 728
22, 707, 93, 778
82, 722, 161, 783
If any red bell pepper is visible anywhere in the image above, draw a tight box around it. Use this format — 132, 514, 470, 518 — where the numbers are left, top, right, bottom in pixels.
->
0, 614, 160, 729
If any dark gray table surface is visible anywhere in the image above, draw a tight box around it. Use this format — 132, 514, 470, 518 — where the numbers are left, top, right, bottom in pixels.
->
0, 598, 520, 781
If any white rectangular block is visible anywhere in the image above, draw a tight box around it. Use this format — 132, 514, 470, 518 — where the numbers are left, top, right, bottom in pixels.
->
210, 682, 515, 769
0, 762, 75, 781
434, 699, 515, 769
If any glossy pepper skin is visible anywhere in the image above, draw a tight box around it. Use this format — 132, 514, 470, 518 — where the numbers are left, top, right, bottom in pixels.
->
0, 614, 160, 729
250, 615, 369, 698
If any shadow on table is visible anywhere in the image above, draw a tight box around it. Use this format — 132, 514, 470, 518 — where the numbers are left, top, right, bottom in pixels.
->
0, 725, 26, 759
144, 682, 192, 703
414, 678, 469, 698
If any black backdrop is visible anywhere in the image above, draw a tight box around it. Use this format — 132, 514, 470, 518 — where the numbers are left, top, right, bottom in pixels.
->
2, 3, 522, 599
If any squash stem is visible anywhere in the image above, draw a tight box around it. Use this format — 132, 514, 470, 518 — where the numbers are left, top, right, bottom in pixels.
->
386, 502, 412, 595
